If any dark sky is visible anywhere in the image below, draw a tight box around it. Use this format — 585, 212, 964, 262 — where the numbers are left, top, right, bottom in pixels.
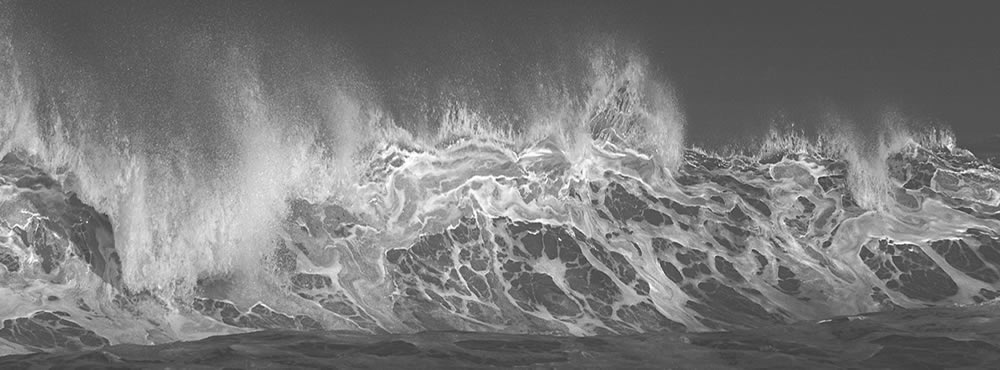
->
12, 1, 1000, 155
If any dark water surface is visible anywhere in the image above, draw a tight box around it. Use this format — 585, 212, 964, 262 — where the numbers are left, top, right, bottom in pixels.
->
4, 304, 1000, 369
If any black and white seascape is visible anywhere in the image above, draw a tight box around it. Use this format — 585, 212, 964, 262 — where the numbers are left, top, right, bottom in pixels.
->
2, 2, 1000, 368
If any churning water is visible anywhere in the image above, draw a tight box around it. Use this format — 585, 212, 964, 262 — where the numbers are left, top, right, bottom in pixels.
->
1, 2, 1000, 368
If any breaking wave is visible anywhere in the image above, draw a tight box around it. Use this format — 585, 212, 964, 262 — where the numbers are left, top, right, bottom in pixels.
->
1, 1, 998, 360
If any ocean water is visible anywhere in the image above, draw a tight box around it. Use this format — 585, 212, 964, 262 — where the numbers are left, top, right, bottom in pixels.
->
2, 2, 1000, 368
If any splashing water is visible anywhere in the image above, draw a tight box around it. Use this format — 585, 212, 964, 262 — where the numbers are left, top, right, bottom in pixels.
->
1, 4, 999, 366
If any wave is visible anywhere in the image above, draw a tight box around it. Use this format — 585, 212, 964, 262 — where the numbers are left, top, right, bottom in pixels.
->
3, 121, 999, 352
2, 4, 1000, 356
1, 19, 692, 295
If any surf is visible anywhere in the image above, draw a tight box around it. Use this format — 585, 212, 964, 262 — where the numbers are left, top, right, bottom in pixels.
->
1, 2, 1000, 363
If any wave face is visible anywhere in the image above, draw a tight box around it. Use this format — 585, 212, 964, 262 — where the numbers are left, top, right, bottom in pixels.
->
2, 127, 1000, 354
1, 1, 1000, 363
